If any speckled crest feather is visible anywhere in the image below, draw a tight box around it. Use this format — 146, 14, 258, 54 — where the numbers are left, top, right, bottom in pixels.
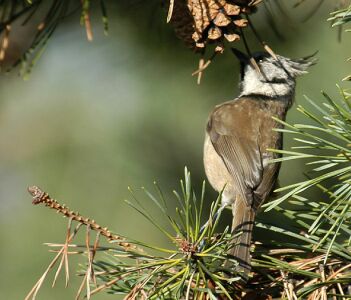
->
239, 52, 317, 100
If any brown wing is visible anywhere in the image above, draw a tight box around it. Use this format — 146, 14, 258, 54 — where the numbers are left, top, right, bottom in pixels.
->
253, 163, 280, 210
207, 100, 263, 207
207, 98, 281, 209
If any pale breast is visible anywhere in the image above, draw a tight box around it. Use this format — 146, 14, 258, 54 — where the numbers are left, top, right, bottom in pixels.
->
203, 133, 236, 199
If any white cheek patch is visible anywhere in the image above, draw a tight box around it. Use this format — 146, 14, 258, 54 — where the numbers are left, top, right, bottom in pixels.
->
240, 67, 292, 98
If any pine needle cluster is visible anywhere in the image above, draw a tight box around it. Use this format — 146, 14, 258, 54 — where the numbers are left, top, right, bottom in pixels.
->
0, 0, 107, 75
26, 169, 246, 300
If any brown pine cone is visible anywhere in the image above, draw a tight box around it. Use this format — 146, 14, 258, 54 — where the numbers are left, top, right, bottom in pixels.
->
168, 0, 261, 53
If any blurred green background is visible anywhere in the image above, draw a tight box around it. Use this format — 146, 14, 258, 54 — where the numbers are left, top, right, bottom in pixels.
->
0, 1, 350, 299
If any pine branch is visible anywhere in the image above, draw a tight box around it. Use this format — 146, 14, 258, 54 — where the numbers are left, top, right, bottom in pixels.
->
26, 169, 247, 300
26, 167, 351, 299
28, 185, 137, 251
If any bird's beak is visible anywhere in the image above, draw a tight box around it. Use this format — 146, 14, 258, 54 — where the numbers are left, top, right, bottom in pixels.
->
231, 48, 249, 63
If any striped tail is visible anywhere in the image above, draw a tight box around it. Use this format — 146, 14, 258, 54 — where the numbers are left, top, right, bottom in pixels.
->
228, 197, 255, 279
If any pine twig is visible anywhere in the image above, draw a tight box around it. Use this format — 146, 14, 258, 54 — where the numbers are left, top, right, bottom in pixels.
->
27, 186, 140, 252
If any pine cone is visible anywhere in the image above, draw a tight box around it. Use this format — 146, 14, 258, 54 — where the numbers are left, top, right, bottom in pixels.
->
168, 0, 260, 53
168, 0, 196, 48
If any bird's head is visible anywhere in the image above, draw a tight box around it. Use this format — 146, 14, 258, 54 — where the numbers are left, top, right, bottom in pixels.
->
232, 49, 316, 100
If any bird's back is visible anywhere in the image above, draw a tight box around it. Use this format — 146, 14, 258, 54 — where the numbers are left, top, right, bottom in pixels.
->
204, 95, 288, 208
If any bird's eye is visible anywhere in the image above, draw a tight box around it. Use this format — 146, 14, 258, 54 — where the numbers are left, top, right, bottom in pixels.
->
256, 56, 264, 63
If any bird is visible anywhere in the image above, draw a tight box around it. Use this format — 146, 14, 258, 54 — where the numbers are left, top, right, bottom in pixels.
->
203, 49, 315, 278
